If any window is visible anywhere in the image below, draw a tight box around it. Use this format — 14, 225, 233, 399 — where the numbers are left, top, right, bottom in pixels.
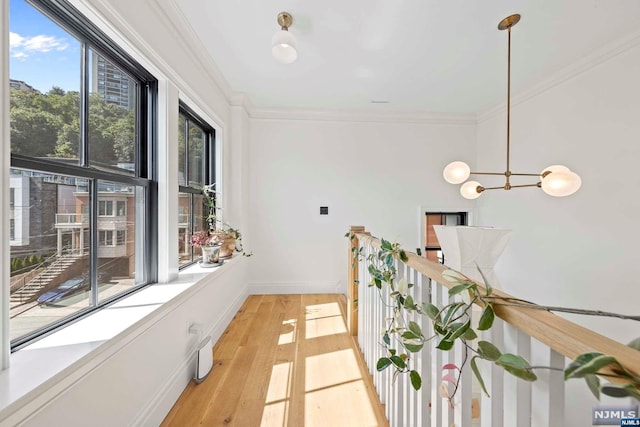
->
99, 200, 114, 216
116, 230, 126, 245
116, 201, 126, 216
424, 212, 468, 263
99, 230, 114, 246
9, 0, 157, 349
177, 104, 215, 268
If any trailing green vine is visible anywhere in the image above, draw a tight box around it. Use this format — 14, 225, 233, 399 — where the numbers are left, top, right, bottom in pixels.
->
346, 232, 640, 403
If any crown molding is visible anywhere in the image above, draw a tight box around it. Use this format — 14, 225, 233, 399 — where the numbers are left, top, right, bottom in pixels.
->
478, 28, 640, 123
249, 107, 477, 126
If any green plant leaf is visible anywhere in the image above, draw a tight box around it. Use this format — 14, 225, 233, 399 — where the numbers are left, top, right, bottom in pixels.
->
404, 295, 415, 310
423, 303, 440, 321
565, 353, 618, 379
476, 265, 493, 296
477, 304, 495, 331
477, 341, 502, 361
408, 321, 422, 337
584, 374, 600, 400
410, 370, 422, 390
600, 384, 632, 398
462, 328, 478, 341
383, 333, 390, 346
390, 355, 406, 369
402, 331, 419, 340
404, 342, 424, 353
628, 337, 640, 351
385, 254, 393, 268
448, 283, 472, 296
400, 250, 409, 263
497, 354, 537, 381
442, 302, 465, 326
449, 319, 471, 341
381, 239, 392, 250
437, 339, 455, 351
470, 357, 490, 397
377, 357, 392, 371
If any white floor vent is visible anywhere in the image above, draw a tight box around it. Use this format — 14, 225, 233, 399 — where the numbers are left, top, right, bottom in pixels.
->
195, 336, 213, 383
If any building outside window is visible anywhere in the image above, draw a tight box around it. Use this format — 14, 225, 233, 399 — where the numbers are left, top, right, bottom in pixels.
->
8, 0, 157, 349
177, 104, 216, 268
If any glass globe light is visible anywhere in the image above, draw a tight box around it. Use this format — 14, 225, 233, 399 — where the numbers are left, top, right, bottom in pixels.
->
443, 161, 471, 184
541, 171, 581, 197
272, 30, 298, 64
460, 181, 483, 199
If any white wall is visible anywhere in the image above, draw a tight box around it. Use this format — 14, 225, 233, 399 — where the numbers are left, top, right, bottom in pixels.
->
248, 115, 476, 294
476, 42, 640, 426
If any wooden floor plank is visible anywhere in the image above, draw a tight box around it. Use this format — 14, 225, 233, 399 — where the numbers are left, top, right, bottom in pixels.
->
162, 294, 388, 427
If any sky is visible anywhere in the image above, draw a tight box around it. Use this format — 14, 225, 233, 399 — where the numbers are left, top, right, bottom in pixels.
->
9, 0, 80, 92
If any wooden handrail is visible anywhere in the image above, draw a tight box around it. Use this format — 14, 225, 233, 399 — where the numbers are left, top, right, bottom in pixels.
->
350, 228, 640, 379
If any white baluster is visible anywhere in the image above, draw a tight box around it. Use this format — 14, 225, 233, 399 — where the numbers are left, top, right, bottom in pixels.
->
419, 272, 432, 427
547, 349, 565, 427
480, 317, 504, 427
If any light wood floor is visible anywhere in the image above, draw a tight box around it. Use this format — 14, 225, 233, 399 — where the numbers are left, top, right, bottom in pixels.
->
161, 294, 388, 427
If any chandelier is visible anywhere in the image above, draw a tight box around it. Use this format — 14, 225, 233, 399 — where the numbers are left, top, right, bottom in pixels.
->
443, 14, 581, 199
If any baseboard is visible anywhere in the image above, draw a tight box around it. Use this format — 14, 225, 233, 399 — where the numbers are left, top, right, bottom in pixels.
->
131, 287, 248, 426
248, 280, 344, 295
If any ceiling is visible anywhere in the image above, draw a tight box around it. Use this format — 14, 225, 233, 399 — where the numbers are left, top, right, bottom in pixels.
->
174, 0, 640, 114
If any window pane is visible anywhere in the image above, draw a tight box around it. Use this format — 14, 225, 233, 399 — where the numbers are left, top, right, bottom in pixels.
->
187, 121, 204, 187
97, 181, 138, 303
88, 49, 137, 174
9, 169, 90, 341
194, 193, 207, 234
9, 0, 81, 162
178, 192, 192, 267
178, 114, 186, 186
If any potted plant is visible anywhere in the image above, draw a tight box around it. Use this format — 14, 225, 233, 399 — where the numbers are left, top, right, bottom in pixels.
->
202, 184, 251, 258
190, 230, 222, 266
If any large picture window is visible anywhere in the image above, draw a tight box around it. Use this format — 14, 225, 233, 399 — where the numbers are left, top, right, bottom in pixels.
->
177, 104, 215, 268
8, 0, 157, 349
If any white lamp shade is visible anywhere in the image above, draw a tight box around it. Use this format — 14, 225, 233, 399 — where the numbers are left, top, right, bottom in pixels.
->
272, 30, 298, 64
443, 161, 471, 184
541, 164, 570, 176
541, 170, 581, 197
460, 180, 483, 199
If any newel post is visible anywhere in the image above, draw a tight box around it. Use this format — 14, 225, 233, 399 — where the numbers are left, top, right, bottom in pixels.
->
348, 226, 366, 336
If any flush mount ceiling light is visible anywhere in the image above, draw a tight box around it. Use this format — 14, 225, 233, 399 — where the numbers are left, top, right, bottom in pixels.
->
443, 14, 581, 199
272, 12, 297, 64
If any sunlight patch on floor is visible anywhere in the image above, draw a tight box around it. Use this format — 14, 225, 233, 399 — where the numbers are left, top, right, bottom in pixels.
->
278, 319, 297, 345
305, 349, 361, 391
305, 302, 347, 339
262, 362, 293, 426
261, 401, 288, 427
305, 302, 342, 320
265, 362, 293, 403
305, 380, 380, 427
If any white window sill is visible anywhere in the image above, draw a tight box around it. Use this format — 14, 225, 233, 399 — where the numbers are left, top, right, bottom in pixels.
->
0, 256, 240, 421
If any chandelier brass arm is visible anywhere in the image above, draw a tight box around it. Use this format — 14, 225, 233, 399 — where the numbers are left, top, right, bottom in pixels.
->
443, 14, 581, 200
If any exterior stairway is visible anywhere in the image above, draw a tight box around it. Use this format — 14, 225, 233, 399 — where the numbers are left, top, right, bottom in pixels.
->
10, 255, 84, 304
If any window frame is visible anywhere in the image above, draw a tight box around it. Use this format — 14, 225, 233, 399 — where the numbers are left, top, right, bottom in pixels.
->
9, 0, 158, 350
177, 102, 216, 269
